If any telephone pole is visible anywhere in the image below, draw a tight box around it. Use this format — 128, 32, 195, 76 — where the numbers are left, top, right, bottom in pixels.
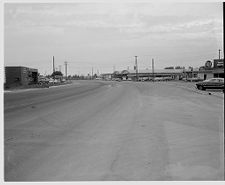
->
135, 56, 138, 81
52, 56, 55, 73
219, 49, 221, 59
152, 58, 154, 82
64, 61, 68, 80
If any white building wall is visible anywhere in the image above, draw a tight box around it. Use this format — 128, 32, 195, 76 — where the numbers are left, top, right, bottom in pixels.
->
206, 73, 214, 79
197, 73, 204, 80
197, 72, 213, 80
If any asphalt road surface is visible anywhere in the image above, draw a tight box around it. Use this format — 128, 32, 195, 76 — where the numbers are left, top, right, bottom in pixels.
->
4, 80, 224, 181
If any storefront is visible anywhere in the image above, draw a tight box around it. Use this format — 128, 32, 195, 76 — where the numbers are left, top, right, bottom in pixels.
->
197, 59, 224, 80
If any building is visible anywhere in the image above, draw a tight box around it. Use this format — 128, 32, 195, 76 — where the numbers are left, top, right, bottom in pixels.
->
100, 73, 113, 80
102, 68, 184, 81
101, 58, 224, 81
5, 66, 38, 87
125, 69, 184, 81
183, 59, 224, 81
197, 59, 224, 80
212, 59, 224, 78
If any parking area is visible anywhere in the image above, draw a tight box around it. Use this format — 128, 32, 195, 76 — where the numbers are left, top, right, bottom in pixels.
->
157, 81, 224, 98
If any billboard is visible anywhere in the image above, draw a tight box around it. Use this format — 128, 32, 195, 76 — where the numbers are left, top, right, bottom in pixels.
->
214, 59, 224, 68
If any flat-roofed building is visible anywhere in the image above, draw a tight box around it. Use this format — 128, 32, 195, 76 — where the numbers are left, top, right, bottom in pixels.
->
112, 69, 184, 81
5, 66, 38, 87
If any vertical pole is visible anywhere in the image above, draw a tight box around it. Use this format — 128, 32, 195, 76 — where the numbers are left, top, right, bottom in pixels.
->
64, 61, 68, 80
135, 56, 138, 81
53, 56, 55, 73
52, 56, 55, 80
152, 58, 154, 82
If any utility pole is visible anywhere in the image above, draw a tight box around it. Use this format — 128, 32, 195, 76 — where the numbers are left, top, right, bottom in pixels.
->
219, 49, 221, 59
135, 56, 138, 81
152, 58, 154, 82
52, 56, 55, 73
64, 61, 68, 80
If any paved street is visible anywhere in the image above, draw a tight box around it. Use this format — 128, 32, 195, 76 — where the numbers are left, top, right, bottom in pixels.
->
4, 80, 224, 181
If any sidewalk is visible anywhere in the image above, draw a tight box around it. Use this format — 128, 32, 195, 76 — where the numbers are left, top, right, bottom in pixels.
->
4, 81, 73, 93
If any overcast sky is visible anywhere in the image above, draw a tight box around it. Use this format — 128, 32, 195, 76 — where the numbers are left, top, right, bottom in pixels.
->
4, 2, 223, 76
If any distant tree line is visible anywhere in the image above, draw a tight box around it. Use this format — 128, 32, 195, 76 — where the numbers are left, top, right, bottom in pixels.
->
40, 72, 99, 80
164, 66, 185, 69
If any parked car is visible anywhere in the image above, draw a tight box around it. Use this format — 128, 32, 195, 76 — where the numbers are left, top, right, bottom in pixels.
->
154, 77, 164, 81
112, 78, 121, 82
163, 77, 173, 81
95, 77, 102, 80
196, 78, 224, 91
38, 77, 50, 85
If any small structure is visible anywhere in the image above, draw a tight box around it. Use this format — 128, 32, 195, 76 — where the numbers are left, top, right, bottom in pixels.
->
5, 66, 38, 87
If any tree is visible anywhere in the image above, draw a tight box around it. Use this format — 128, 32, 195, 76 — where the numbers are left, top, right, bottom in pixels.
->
51, 71, 63, 77
175, 66, 182, 69
164, 67, 174, 69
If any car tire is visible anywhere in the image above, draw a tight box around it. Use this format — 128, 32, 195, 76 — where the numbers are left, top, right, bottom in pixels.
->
198, 85, 205, 90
